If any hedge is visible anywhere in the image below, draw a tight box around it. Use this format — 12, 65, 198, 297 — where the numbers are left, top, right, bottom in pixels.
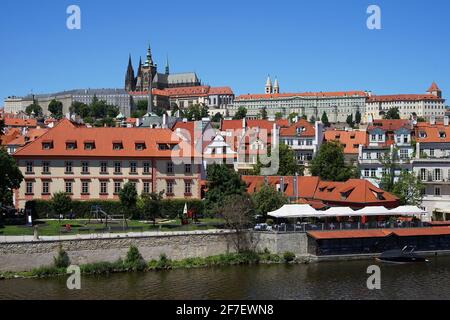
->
26, 199, 205, 220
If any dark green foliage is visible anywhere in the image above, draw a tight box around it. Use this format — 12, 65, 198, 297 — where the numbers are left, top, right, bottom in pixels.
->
252, 185, 288, 217
119, 182, 138, 218
283, 251, 296, 263
0, 147, 24, 206
260, 107, 268, 120
184, 104, 209, 121
321, 111, 330, 127
383, 107, 400, 120
233, 107, 247, 120
355, 110, 362, 124
48, 99, 63, 119
51, 192, 72, 217
124, 246, 146, 271
25, 103, 43, 117
253, 143, 303, 176
53, 246, 70, 268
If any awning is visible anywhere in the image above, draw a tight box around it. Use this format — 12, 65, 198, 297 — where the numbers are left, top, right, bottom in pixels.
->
354, 206, 392, 216
389, 206, 428, 216
322, 207, 355, 217
268, 205, 319, 218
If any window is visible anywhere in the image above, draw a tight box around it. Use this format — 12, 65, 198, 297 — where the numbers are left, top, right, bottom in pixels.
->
185, 181, 192, 195
65, 181, 73, 194
113, 142, 123, 150
66, 142, 77, 150
371, 169, 377, 178
26, 181, 34, 194
420, 169, 427, 181
364, 169, 370, 177
135, 143, 146, 151
185, 164, 192, 174
81, 161, 89, 174
114, 162, 122, 174
100, 181, 108, 194
167, 162, 174, 174
435, 169, 442, 181
42, 142, 53, 150
435, 187, 441, 196
26, 161, 33, 174
114, 181, 122, 194
84, 142, 95, 150
166, 181, 174, 195
65, 161, 73, 174
143, 162, 151, 174
430, 149, 435, 157
81, 181, 89, 194
378, 134, 383, 141
130, 162, 137, 174
42, 181, 50, 194
143, 182, 151, 194
42, 161, 50, 174
371, 134, 376, 141
366, 153, 372, 160
400, 149, 409, 160
100, 162, 108, 174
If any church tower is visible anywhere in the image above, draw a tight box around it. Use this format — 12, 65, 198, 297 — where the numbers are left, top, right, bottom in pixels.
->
265, 75, 273, 94
427, 82, 442, 99
165, 55, 170, 75
135, 57, 143, 91
125, 55, 135, 92
273, 78, 280, 94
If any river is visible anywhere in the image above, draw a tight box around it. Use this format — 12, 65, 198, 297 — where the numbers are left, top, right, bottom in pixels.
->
1, 256, 450, 300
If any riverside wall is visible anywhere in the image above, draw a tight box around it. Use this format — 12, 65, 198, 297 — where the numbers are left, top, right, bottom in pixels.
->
0, 231, 310, 272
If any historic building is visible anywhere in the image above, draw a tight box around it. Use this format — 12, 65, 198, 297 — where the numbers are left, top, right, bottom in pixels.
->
365, 83, 446, 121
13, 119, 202, 208
230, 77, 367, 122
125, 45, 201, 93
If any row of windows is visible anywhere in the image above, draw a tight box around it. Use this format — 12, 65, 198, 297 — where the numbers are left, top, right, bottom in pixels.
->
25, 161, 193, 175
25, 180, 193, 196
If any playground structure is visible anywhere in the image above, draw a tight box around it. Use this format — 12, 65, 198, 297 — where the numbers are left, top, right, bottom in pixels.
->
88, 205, 128, 230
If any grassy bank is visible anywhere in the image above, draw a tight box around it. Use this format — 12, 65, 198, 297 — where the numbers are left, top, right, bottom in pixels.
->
0, 248, 300, 280
0, 218, 224, 236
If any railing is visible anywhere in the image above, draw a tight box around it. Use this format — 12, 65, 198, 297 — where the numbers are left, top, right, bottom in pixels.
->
255, 221, 427, 233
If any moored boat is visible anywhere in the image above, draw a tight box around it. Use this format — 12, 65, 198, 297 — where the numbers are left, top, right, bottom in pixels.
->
377, 246, 429, 264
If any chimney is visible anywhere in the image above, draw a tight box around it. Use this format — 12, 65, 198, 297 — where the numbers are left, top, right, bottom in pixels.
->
183, 118, 188, 123
430, 115, 436, 126
163, 114, 167, 128
416, 142, 421, 159
136, 118, 140, 127
444, 116, 449, 127
242, 117, 246, 129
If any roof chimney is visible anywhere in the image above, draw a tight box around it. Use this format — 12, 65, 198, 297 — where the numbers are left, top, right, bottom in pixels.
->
444, 116, 449, 127
430, 115, 436, 126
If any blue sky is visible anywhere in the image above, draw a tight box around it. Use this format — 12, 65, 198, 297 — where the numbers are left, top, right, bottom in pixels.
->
0, 0, 449, 104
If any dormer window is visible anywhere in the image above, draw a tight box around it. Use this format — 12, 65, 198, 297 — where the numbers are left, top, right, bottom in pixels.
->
135, 142, 146, 151
158, 143, 177, 151
439, 132, 446, 139
84, 141, 95, 150
66, 141, 77, 150
42, 140, 53, 150
113, 141, 123, 150
419, 131, 427, 138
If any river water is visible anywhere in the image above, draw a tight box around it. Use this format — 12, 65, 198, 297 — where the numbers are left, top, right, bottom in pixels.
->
1, 256, 450, 300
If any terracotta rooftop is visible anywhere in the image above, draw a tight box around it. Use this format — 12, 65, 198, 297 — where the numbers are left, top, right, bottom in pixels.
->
13, 119, 195, 159
236, 91, 367, 100
4, 118, 37, 128
427, 82, 441, 93
280, 119, 315, 137
367, 94, 442, 102
324, 130, 367, 154
367, 119, 411, 132
415, 121, 450, 143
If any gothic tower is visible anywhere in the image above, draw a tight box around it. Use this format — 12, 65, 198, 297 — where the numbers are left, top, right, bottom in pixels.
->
165, 55, 170, 75
135, 57, 143, 91
265, 75, 273, 94
125, 55, 135, 92
273, 78, 280, 94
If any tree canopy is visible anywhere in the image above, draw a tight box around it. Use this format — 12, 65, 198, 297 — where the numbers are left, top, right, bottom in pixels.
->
310, 141, 358, 181
48, 99, 64, 119
253, 143, 303, 176
383, 107, 401, 120
0, 147, 24, 206
252, 185, 288, 218
50, 192, 73, 218
392, 171, 425, 206
260, 107, 268, 120
119, 182, 138, 218
321, 111, 330, 127
25, 103, 43, 117
233, 107, 247, 120
204, 164, 247, 215
355, 110, 362, 124
70, 96, 120, 126
184, 104, 209, 121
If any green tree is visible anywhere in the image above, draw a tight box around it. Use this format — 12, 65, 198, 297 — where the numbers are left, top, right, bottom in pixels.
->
260, 107, 268, 120
252, 185, 288, 218
119, 182, 138, 218
70, 101, 90, 118
355, 110, 362, 124
253, 143, 303, 176
301, 114, 307, 120
310, 141, 358, 181
25, 103, 43, 117
0, 119, 4, 135
219, 194, 254, 252
379, 149, 400, 192
346, 114, 354, 128
233, 107, 247, 120
184, 104, 208, 121
309, 115, 316, 124
140, 192, 164, 224
53, 245, 71, 268
48, 99, 64, 119
274, 112, 283, 120
211, 112, 223, 123
321, 111, 330, 127
204, 164, 246, 215
50, 192, 73, 218
0, 147, 23, 207
288, 112, 299, 123
383, 107, 401, 120
392, 171, 425, 206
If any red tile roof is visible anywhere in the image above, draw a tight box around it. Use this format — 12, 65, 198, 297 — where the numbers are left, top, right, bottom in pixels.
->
4, 118, 37, 128
367, 119, 411, 132
13, 119, 194, 159
221, 119, 277, 132
324, 130, 367, 154
280, 119, 315, 137
427, 82, 441, 93
242, 176, 321, 199
367, 94, 442, 102
415, 122, 450, 143
236, 91, 367, 100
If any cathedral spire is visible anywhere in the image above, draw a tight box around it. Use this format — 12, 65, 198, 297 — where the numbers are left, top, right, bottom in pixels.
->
125, 54, 135, 92
145, 44, 154, 67
165, 55, 170, 75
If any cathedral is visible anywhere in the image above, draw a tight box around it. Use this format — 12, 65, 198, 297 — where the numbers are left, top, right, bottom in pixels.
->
125, 45, 201, 92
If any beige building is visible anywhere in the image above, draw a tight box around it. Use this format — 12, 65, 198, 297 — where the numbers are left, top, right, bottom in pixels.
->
13, 119, 201, 208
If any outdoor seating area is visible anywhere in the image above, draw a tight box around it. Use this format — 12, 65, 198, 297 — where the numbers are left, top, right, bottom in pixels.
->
255, 205, 431, 233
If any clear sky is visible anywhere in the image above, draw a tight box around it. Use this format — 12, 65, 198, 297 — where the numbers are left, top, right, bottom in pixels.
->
0, 0, 449, 104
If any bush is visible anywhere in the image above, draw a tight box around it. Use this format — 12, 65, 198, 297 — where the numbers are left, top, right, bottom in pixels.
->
80, 261, 122, 275
53, 246, 70, 268
124, 246, 146, 271
283, 251, 296, 263
31, 266, 65, 278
